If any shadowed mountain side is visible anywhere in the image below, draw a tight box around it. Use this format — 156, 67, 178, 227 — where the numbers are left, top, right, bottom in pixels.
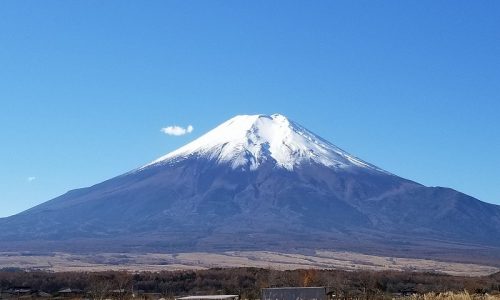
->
1, 159, 499, 264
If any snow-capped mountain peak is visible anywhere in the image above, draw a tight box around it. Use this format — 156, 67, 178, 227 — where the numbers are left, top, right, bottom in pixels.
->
145, 114, 385, 172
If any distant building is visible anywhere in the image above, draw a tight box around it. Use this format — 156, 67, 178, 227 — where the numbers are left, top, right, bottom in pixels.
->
262, 287, 327, 300
176, 295, 239, 300
0, 288, 32, 299
58, 288, 83, 297
37, 291, 52, 298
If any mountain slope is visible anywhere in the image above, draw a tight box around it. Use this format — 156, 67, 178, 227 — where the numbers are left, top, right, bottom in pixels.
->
1, 114, 499, 264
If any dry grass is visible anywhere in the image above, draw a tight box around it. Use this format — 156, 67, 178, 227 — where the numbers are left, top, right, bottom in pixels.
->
0, 251, 498, 276
404, 291, 500, 300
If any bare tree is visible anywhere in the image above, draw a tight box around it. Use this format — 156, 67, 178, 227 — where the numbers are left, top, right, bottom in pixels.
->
88, 275, 111, 300
114, 271, 132, 300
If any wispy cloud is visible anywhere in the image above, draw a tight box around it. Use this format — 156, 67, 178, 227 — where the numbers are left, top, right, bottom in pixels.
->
27, 176, 36, 182
161, 125, 194, 136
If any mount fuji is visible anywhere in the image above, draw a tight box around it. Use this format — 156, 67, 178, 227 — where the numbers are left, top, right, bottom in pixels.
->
1, 114, 500, 264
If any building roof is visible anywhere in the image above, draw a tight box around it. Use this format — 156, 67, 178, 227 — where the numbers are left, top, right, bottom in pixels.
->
176, 295, 239, 300
263, 287, 325, 289
58, 288, 83, 293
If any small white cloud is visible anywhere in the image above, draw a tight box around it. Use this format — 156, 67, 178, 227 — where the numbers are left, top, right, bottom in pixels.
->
161, 124, 194, 136
27, 176, 36, 182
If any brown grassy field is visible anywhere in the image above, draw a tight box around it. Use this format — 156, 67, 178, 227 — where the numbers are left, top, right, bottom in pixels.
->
403, 291, 500, 300
0, 250, 498, 276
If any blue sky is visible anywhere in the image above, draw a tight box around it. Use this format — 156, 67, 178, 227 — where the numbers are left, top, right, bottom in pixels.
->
1, 1, 499, 217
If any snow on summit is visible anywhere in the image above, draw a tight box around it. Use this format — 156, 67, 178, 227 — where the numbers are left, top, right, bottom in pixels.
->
146, 114, 385, 172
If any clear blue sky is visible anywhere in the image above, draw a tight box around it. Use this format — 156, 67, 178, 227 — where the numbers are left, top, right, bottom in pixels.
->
1, 1, 499, 217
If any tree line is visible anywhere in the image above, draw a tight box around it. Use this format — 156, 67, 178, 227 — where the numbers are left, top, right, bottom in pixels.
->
0, 267, 499, 299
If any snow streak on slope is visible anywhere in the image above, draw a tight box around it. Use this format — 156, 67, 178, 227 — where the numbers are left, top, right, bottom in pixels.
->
145, 114, 386, 172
